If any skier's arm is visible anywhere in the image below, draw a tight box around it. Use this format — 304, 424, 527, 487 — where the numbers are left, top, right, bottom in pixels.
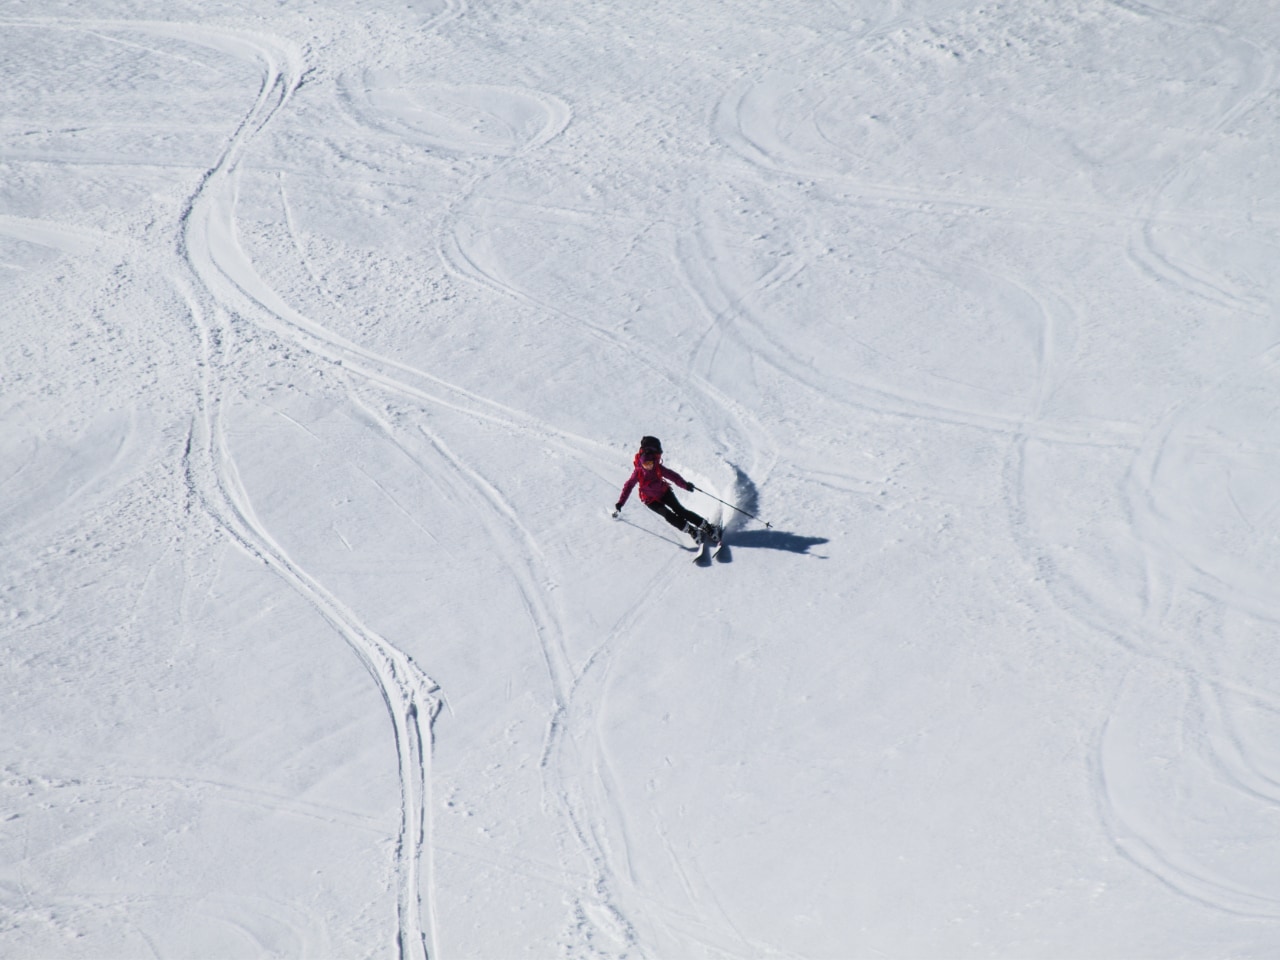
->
616, 469, 639, 510
663, 467, 694, 492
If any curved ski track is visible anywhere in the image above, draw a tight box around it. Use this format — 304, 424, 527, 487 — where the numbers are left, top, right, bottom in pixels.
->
131, 19, 447, 960
328, 39, 793, 953
20, 0, 1280, 950
1098, 2, 1280, 916
140, 13, 766, 957
708, 0, 1280, 924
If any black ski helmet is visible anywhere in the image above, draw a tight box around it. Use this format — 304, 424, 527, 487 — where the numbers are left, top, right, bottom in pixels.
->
639, 435, 662, 454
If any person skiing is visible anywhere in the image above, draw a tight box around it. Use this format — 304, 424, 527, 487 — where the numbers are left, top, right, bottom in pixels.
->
613, 436, 716, 543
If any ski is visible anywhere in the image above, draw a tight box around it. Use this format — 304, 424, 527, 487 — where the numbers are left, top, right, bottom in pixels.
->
693, 522, 723, 566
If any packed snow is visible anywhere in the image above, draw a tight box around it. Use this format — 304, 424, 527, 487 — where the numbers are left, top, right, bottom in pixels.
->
4, 0, 1280, 956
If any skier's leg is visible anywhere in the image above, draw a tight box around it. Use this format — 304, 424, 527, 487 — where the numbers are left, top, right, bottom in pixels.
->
645, 498, 688, 532
667, 492, 719, 542
663, 490, 705, 529
653, 491, 704, 540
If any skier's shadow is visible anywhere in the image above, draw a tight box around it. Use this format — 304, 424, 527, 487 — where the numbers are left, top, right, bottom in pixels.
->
722, 528, 828, 558
713, 464, 827, 561
728, 529, 828, 554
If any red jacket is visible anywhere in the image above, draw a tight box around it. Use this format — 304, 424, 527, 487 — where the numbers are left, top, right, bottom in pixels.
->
618, 452, 691, 506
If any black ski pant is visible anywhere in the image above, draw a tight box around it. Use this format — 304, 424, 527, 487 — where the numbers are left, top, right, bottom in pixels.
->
646, 489, 705, 536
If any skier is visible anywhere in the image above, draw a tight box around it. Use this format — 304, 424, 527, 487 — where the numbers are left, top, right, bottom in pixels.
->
613, 436, 716, 543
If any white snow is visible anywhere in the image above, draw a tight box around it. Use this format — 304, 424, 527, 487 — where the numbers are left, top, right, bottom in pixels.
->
4, 0, 1280, 956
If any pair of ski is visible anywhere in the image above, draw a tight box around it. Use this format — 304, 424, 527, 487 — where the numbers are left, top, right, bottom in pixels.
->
692, 524, 725, 565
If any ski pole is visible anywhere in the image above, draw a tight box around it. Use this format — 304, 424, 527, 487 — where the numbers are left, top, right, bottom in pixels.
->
692, 485, 771, 529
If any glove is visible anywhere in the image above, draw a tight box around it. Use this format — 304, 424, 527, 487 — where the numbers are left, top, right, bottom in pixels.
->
687, 482, 696, 492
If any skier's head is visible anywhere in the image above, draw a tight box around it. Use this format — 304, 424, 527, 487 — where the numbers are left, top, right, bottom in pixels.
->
638, 436, 662, 470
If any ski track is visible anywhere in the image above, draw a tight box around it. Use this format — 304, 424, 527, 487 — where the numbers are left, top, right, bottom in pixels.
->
13, 2, 1280, 953
400, 413, 646, 954
1096, 2, 1280, 906
1101, 342, 1280, 913
703, 0, 1280, 927
439, 207, 780, 487
347, 62, 795, 950
149, 12, 737, 954
1111, 0, 1278, 315
0, 213, 116, 259
563, 554, 804, 960
1095, 678, 1280, 920
184, 209, 446, 960
676, 215, 1141, 457
105, 18, 450, 959
0, 407, 145, 544
5, 768, 342, 953
204, 86, 631, 960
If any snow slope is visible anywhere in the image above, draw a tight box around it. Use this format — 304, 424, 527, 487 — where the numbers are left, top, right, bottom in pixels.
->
4, 0, 1280, 956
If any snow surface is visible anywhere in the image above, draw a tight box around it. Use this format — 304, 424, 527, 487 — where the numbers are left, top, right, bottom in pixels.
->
4, 0, 1280, 956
